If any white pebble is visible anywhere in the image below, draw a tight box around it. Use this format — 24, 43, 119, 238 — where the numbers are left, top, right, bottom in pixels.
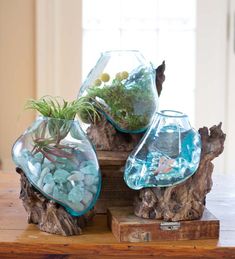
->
82, 190, 93, 205
28, 162, 41, 177
43, 182, 55, 194
68, 171, 84, 181
37, 167, 50, 188
84, 175, 95, 186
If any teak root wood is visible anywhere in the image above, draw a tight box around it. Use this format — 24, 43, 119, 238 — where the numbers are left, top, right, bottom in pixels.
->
134, 123, 226, 221
87, 61, 165, 152
16, 168, 95, 236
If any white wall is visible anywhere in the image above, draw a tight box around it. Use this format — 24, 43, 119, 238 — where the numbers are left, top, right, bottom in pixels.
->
196, 0, 228, 173
0, 0, 36, 171
225, 0, 235, 173
36, 0, 82, 101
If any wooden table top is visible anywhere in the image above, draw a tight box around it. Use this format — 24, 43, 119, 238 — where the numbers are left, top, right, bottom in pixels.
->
0, 172, 235, 258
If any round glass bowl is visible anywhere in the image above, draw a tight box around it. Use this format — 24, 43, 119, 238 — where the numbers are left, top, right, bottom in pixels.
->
12, 116, 101, 216
124, 110, 201, 189
78, 50, 159, 133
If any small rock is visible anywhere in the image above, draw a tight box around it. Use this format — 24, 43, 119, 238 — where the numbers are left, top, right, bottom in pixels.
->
82, 190, 93, 205
53, 169, 70, 184
43, 173, 54, 184
37, 167, 50, 188
22, 149, 31, 159
42, 162, 56, 171
29, 162, 41, 177
84, 174, 96, 186
72, 202, 85, 212
43, 182, 55, 194
86, 185, 98, 194
68, 185, 84, 203
66, 181, 73, 192
34, 152, 44, 162
67, 171, 84, 182
53, 186, 68, 201
80, 164, 97, 176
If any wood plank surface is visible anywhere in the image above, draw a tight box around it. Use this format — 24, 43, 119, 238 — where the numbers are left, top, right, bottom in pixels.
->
97, 151, 129, 166
95, 151, 135, 213
107, 207, 220, 242
0, 172, 235, 258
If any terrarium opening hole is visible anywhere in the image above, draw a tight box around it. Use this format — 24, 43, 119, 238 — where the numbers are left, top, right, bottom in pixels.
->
158, 110, 188, 118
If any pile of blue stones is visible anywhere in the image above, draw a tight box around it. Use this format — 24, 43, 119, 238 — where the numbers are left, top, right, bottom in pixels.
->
18, 149, 100, 213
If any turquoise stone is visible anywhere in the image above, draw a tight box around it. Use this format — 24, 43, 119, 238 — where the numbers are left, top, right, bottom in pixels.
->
68, 185, 84, 203
67, 171, 84, 182
53, 186, 68, 201
80, 160, 95, 168
82, 190, 93, 205
80, 164, 97, 176
86, 185, 98, 194
37, 167, 50, 188
42, 162, 56, 171
84, 174, 96, 186
43, 182, 55, 194
43, 173, 54, 184
66, 181, 73, 192
34, 152, 44, 162
70, 202, 84, 212
53, 169, 70, 184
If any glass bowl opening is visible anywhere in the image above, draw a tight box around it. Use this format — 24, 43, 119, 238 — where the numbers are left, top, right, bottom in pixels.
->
158, 110, 188, 118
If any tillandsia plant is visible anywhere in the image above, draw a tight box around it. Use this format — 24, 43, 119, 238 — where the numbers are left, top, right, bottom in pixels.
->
12, 96, 102, 216
25, 96, 100, 163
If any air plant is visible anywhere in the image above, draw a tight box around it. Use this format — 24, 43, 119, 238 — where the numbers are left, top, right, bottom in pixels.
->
26, 96, 100, 163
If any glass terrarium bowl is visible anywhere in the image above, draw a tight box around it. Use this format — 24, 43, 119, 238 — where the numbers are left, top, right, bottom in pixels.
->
12, 116, 101, 216
78, 50, 159, 133
124, 110, 201, 190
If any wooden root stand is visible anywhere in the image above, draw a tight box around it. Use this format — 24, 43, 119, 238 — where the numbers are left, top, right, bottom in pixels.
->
16, 123, 225, 242
134, 123, 226, 221
16, 168, 95, 236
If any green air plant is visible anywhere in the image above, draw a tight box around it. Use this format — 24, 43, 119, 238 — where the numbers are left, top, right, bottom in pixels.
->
26, 96, 100, 163
80, 67, 157, 132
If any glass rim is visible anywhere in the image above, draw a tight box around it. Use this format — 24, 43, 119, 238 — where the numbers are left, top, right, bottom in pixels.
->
37, 115, 80, 123
101, 49, 141, 55
157, 110, 188, 118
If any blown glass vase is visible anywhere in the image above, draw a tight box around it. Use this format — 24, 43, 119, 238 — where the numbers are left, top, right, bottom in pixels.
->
124, 110, 201, 190
12, 116, 101, 216
78, 50, 159, 133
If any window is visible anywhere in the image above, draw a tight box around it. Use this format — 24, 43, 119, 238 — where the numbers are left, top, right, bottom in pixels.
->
82, 0, 196, 122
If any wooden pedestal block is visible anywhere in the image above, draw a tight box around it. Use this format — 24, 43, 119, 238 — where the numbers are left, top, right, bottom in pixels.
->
107, 207, 220, 242
95, 151, 135, 213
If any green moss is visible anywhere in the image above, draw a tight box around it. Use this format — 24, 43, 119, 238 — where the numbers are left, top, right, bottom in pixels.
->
81, 68, 157, 132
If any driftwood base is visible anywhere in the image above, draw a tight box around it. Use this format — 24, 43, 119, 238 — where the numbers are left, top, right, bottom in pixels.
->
134, 123, 226, 221
16, 168, 95, 236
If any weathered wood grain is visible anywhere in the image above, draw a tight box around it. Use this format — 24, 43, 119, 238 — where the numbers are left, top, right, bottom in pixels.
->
15, 168, 95, 236
95, 151, 135, 213
0, 124, 232, 258
134, 123, 226, 221
1, 172, 235, 258
108, 207, 219, 242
